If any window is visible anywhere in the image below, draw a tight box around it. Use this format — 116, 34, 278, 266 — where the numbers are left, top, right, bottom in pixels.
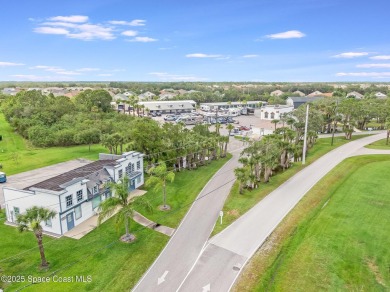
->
45, 218, 52, 227
14, 207, 20, 216
264, 112, 269, 119
137, 176, 141, 184
118, 169, 123, 179
75, 206, 82, 220
77, 190, 83, 202
131, 163, 135, 172
271, 112, 275, 119
92, 195, 101, 209
137, 161, 141, 170
93, 186, 98, 194
66, 195, 73, 208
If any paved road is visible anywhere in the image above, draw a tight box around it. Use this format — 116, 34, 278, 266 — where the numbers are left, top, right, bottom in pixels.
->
0, 159, 91, 208
133, 139, 244, 292
178, 132, 387, 292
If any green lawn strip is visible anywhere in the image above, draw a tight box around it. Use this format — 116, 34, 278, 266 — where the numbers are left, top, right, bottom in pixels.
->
0, 156, 231, 291
365, 138, 390, 150
0, 114, 107, 175
242, 155, 390, 291
136, 155, 231, 228
212, 134, 371, 236
0, 210, 167, 291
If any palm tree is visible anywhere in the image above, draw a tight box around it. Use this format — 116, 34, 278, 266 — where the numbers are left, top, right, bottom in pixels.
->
98, 176, 150, 242
226, 123, 234, 140
16, 206, 57, 268
146, 162, 175, 210
271, 119, 280, 131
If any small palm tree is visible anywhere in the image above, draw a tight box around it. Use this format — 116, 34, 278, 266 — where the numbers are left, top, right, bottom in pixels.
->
146, 162, 175, 210
271, 119, 280, 131
16, 206, 57, 268
98, 176, 150, 242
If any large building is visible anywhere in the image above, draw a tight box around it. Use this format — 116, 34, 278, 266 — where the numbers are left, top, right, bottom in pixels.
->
3, 152, 144, 236
286, 96, 324, 109
139, 100, 196, 114
260, 105, 294, 120
199, 101, 265, 111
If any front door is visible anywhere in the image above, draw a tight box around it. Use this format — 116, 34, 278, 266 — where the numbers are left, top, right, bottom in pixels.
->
66, 212, 75, 231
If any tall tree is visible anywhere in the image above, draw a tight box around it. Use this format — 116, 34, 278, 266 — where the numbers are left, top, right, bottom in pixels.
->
146, 162, 175, 210
98, 176, 150, 241
16, 206, 57, 268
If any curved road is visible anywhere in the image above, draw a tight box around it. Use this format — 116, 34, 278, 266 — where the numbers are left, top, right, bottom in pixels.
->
134, 133, 387, 292
133, 139, 244, 292
178, 132, 388, 292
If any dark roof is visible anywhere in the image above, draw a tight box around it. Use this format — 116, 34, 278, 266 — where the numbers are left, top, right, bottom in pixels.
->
25, 160, 117, 192
287, 96, 324, 103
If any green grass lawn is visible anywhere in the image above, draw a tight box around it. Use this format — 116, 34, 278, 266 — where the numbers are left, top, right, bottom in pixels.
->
0, 156, 231, 291
365, 138, 390, 150
0, 114, 107, 175
137, 155, 231, 228
212, 134, 371, 235
242, 155, 390, 291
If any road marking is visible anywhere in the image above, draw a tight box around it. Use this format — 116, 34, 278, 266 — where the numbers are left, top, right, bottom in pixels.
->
202, 283, 211, 292
158, 270, 169, 285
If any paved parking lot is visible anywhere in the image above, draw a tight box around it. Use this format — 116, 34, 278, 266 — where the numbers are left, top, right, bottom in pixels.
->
0, 159, 91, 208
152, 109, 276, 136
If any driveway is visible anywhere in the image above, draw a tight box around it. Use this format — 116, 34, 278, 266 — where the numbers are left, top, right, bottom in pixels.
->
0, 159, 91, 209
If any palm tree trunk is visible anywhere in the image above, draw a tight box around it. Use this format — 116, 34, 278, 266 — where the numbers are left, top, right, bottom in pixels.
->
163, 183, 167, 208
36, 232, 48, 267
125, 216, 130, 237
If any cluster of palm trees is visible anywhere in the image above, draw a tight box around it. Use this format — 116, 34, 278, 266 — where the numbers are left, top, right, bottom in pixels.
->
234, 123, 318, 194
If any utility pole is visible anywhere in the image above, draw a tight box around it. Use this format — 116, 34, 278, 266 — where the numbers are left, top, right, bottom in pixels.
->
302, 104, 309, 164
331, 99, 339, 146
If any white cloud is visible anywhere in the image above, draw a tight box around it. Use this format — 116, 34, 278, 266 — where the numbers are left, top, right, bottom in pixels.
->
149, 72, 207, 81
242, 54, 259, 58
48, 15, 88, 23
30, 65, 81, 75
265, 30, 305, 39
336, 72, 390, 78
0, 61, 24, 66
370, 55, 390, 60
76, 68, 100, 72
34, 27, 69, 35
108, 19, 146, 26
356, 63, 390, 68
10, 74, 74, 81
186, 53, 223, 58
128, 36, 157, 42
121, 30, 138, 37
66, 24, 115, 40
332, 52, 369, 58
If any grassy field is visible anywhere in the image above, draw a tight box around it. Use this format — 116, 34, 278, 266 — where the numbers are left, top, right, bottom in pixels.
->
0, 156, 230, 291
234, 155, 390, 291
212, 134, 371, 235
365, 138, 390, 149
0, 114, 107, 175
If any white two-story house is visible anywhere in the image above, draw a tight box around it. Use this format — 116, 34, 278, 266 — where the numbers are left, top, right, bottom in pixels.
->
3, 151, 144, 236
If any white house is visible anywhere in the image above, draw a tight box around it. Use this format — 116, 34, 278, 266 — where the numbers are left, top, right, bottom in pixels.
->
346, 91, 364, 99
3, 152, 144, 236
270, 90, 284, 97
375, 92, 387, 99
307, 90, 323, 97
260, 105, 294, 120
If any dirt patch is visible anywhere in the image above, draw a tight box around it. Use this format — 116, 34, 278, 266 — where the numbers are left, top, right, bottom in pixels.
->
227, 209, 240, 217
366, 258, 386, 287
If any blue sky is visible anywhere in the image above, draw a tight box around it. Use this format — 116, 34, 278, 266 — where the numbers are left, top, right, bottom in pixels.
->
1, 0, 390, 82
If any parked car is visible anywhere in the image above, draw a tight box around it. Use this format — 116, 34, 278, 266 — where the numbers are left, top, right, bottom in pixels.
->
164, 115, 177, 121
150, 112, 157, 117
0, 172, 6, 183
156, 111, 162, 116
239, 125, 251, 131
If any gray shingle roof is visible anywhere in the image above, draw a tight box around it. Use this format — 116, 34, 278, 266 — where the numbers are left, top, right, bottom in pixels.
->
25, 160, 117, 192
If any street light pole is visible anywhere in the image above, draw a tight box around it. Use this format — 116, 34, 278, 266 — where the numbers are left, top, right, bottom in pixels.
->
302, 104, 309, 164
